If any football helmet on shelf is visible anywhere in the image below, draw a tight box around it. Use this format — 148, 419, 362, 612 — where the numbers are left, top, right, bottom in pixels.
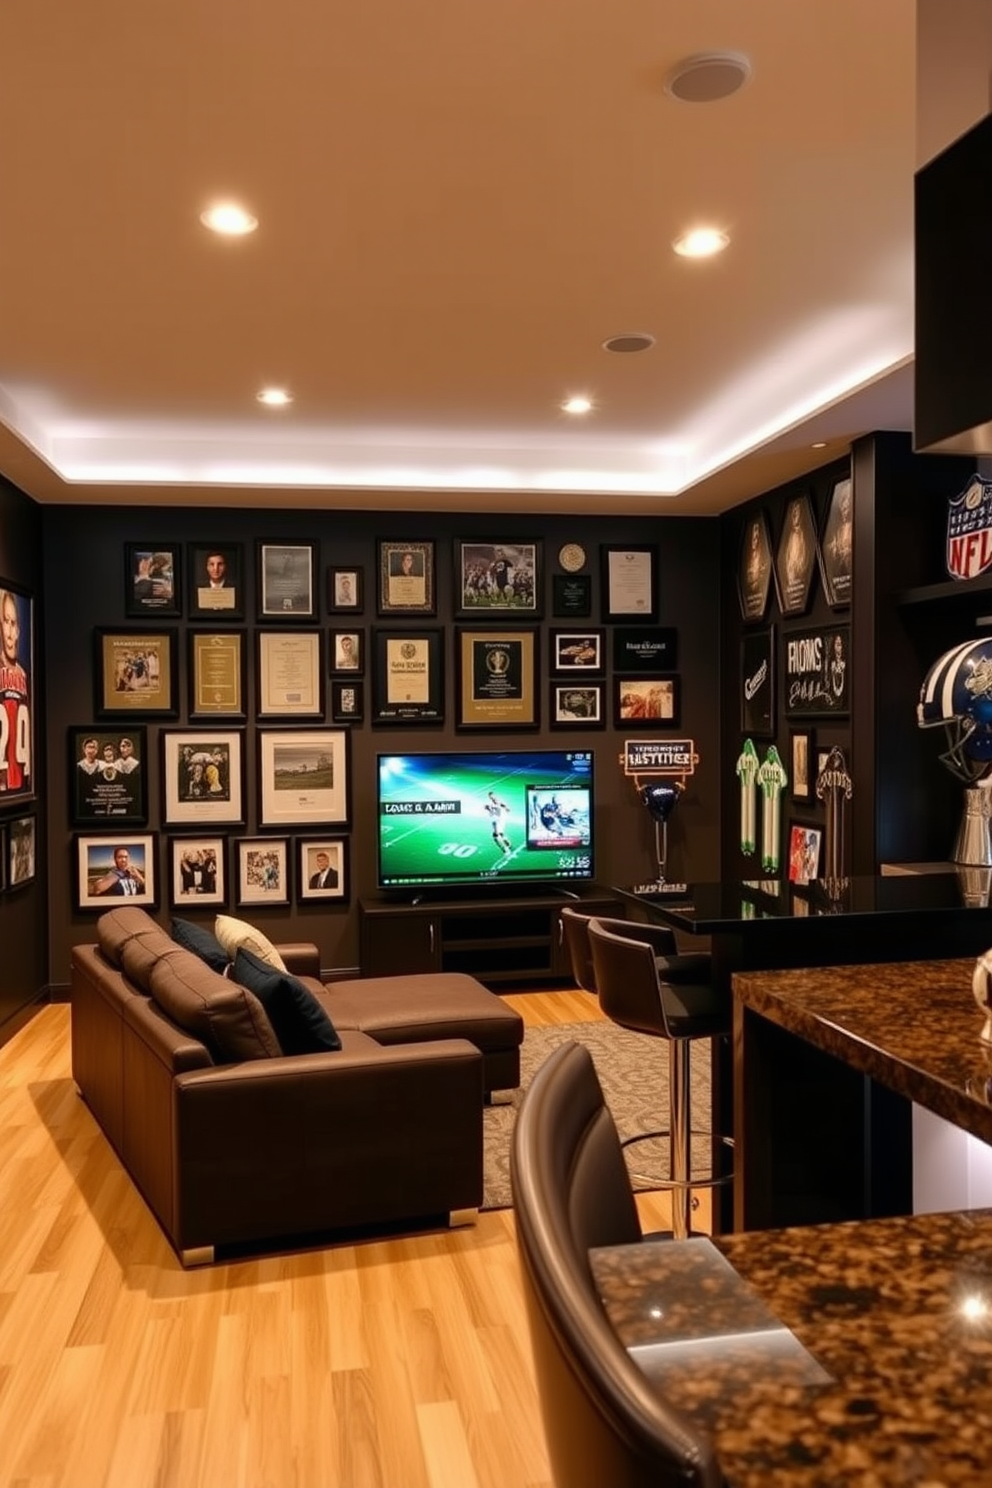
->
917, 637, 992, 781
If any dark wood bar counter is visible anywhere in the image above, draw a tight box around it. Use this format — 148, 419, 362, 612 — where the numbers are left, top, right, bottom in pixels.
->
592, 1209, 992, 1487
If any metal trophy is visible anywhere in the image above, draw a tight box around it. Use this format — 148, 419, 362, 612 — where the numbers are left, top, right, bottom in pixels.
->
917, 638, 992, 867
815, 745, 852, 890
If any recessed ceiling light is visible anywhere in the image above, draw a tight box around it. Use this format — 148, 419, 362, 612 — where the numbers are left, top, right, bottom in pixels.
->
673, 227, 729, 259
811, 441, 827, 449
200, 202, 258, 236
664, 51, 752, 104
602, 333, 655, 354
562, 396, 593, 415
257, 387, 293, 407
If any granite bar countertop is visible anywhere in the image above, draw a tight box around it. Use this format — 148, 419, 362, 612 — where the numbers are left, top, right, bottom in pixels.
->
592, 1208, 992, 1487
731, 956, 992, 1144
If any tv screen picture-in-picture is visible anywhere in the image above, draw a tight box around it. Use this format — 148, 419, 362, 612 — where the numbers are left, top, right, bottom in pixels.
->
376, 748, 594, 891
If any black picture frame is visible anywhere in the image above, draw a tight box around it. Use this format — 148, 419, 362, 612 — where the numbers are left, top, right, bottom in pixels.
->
257, 729, 350, 827
0, 581, 35, 804
455, 627, 539, 730
549, 628, 604, 675
454, 540, 542, 619
738, 511, 773, 623
70, 725, 148, 825
331, 679, 364, 723
169, 835, 228, 910
783, 623, 850, 717
161, 728, 245, 827
601, 545, 658, 624
818, 477, 853, 609
329, 627, 365, 677
787, 820, 823, 885
75, 832, 157, 910
8, 814, 35, 889
124, 543, 181, 618
235, 836, 291, 908
371, 627, 445, 724
256, 630, 324, 719
774, 493, 818, 617
741, 629, 775, 736
791, 728, 814, 802
187, 543, 244, 621
257, 541, 316, 620
552, 573, 592, 619
613, 675, 680, 729
327, 566, 364, 615
550, 682, 605, 729
188, 629, 247, 718
612, 626, 678, 674
297, 837, 349, 904
95, 628, 178, 719
377, 540, 436, 616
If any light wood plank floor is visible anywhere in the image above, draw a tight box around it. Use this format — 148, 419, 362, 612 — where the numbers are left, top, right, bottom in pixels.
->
0, 993, 694, 1488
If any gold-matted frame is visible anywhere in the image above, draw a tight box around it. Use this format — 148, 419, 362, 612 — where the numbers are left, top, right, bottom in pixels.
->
371, 628, 444, 724
455, 627, 538, 730
189, 629, 246, 717
377, 540, 436, 616
95, 628, 178, 717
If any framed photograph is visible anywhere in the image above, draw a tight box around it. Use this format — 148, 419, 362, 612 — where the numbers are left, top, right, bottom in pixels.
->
162, 729, 244, 826
613, 675, 680, 728
550, 629, 603, 675
258, 729, 350, 827
819, 477, 853, 609
169, 836, 227, 910
8, 815, 35, 889
258, 541, 315, 619
741, 629, 775, 736
551, 683, 605, 728
371, 627, 444, 723
774, 493, 818, 616
331, 679, 364, 723
456, 627, 538, 729
188, 543, 244, 620
256, 630, 324, 718
0, 582, 34, 803
95, 629, 177, 717
738, 511, 773, 623
791, 728, 814, 802
236, 837, 290, 908
784, 623, 850, 717
189, 630, 246, 717
124, 544, 181, 618
70, 725, 147, 825
297, 837, 349, 903
788, 822, 823, 886
329, 628, 365, 676
601, 545, 657, 624
612, 626, 678, 674
377, 540, 436, 616
552, 573, 592, 619
75, 833, 156, 910
454, 541, 541, 618
327, 566, 363, 614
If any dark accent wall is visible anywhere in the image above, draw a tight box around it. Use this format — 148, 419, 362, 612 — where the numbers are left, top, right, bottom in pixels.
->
43, 505, 722, 982
0, 474, 46, 1042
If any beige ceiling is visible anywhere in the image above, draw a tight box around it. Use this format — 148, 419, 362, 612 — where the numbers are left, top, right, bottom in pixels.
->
0, 1, 926, 515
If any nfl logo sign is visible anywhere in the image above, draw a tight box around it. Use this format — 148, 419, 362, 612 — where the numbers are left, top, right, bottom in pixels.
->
947, 474, 992, 580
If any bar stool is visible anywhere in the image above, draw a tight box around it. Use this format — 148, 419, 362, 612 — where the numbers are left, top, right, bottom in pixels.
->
558, 905, 711, 997
587, 916, 733, 1240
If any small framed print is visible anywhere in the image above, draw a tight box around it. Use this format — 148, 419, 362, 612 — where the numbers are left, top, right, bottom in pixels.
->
162, 729, 245, 826
236, 837, 290, 908
788, 821, 823, 886
188, 543, 244, 620
8, 814, 35, 889
612, 626, 678, 674
550, 629, 603, 675
774, 493, 818, 617
601, 545, 657, 624
331, 679, 364, 723
189, 630, 246, 717
613, 675, 680, 728
75, 833, 156, 910
791, 728, 814, 802
297, 837, 349, 904
96, 629, 178, 717
70, 725, 147, 825
169, 835, 227, 910
371, 628, 444, 723
327, 566, 363, 614
377, 540, 436, 616
819, 477, 853, 609
738, 512, 774, 623
552, 573, 592, 619
258, 729, 350, 827
741, 629, 775, 736
329, 628, 364, 676
256, 629, 324, 718
551, 683, 605, 728
454, 540, 541, 618
258, 541, 315, 619
124, 544, 181, 618
456, 627, 538, 729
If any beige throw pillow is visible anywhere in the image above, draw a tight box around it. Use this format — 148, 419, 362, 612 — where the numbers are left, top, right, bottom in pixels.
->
214, 913, 288, 973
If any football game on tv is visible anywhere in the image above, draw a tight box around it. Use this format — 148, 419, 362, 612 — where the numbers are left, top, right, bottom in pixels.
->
376, 749, 595, 891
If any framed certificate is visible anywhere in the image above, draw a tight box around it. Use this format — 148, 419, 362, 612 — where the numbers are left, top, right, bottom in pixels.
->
189, 630, 246, 717
256, 630, 324, 718
601, 545, 657, 624
456, 627, 538, 729
371, 628, 444, 723
377, 540, 436, 616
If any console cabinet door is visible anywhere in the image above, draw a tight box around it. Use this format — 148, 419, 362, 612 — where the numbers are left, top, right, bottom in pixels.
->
360, 908, 441, 976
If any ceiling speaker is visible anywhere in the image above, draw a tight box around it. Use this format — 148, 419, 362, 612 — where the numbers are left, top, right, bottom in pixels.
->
664, 52, 752, 104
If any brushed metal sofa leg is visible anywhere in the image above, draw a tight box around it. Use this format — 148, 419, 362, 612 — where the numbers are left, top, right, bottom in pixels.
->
180, 1245, 215, 1268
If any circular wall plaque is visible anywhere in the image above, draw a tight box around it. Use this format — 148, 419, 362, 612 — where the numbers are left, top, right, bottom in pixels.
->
558, 543, 587, 573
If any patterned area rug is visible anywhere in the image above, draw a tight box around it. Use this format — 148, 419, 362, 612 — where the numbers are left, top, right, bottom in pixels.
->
482, 1020, 713, 1211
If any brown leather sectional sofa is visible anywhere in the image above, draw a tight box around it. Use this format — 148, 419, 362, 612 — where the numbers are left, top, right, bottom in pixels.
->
70, 907, 524, 1265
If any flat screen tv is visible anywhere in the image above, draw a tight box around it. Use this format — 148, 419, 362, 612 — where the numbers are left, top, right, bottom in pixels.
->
376, 748, 595, 892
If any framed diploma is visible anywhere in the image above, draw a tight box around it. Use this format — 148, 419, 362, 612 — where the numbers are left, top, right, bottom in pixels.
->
371, 627, 444, 723
456, 627, 538, 729
256, 630, 324, 718
189, 630, 246, 717
600, 545, 658, 624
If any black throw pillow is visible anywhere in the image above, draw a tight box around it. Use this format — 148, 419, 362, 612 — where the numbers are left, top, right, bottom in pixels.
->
232, 946, 342, 1055
171, 917, 230, 974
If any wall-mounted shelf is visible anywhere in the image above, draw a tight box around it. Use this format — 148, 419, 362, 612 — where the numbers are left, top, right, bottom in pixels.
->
897, 571, 992, 609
